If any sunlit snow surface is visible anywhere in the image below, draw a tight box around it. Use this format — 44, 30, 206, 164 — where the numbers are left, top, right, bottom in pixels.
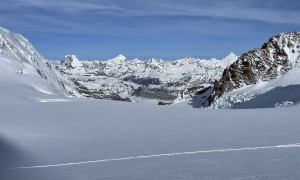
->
1, 27, 300, 179
1, 97, 300, 179
1, 49, 300, 180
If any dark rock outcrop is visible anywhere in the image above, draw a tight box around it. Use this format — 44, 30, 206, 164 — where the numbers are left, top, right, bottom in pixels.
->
202, 32, 300, 107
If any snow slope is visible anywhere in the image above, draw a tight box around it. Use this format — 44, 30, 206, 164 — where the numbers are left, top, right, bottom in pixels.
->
0, 54, 71, 103
0, 27, 80, 99
1, 98, 300, 180
211, 67, 300, 109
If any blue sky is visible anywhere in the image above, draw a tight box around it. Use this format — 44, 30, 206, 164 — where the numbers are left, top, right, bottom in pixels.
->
1, 0, 300, 60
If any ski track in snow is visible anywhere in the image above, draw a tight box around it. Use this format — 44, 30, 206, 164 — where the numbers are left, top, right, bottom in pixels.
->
12, 143, 300, 169
36, 98, 70, 103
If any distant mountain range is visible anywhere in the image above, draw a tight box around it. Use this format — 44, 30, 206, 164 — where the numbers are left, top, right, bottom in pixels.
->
1, 27, 299, 108
55, 51, 237, 103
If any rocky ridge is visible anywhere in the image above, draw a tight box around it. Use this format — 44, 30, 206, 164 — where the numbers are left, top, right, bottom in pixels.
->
202, 32, 300, 107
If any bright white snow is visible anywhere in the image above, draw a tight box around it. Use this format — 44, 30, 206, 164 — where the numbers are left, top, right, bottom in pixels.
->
1, 26, 300, 180
0, 54, 68, 103
1, 99, 300, 180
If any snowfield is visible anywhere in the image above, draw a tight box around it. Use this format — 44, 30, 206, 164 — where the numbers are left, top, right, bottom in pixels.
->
1, 97, 300, 179
1, 27, 300, 179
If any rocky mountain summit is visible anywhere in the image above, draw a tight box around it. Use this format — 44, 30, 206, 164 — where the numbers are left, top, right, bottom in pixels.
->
202, 32, 300, 107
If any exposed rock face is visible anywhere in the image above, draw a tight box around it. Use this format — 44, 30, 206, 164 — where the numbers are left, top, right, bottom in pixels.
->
204, 32, 300, 106
132, 86, 178, 101
73, 80, 131, 102
55, 53, 238, 102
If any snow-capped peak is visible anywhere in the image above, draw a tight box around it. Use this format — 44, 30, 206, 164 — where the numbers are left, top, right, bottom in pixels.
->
224, 52, 238, 60
108, 54, 127, 64
147, 58, 162, 66
62, 53, 83, 69
221, 52, 239, 66
0, 27, 10, 34
116, 54, 126, 60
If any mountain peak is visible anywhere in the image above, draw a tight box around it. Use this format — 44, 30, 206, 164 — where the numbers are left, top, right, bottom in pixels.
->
114, 54, 127, 61
107, 54, 127, 64
222, 52, 238, 62
62, 53, 83, 68
202, 32, 300, 108
0, 27, 10, 34
228, 52, 237, 57
116, 54, 126, 59
65, 53, 78, 60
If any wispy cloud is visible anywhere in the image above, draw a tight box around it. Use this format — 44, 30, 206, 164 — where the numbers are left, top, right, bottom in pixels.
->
152, 1, 300, 24
13, 0, 123, 12
1, 0, 299, 44
3, 0, 300, 24
101, 0, 299, 24
1, 0, 299, 60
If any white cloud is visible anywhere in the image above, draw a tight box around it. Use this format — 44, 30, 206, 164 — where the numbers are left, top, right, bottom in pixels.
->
14, 0, 123, 12
1, 0, 299, 29
114, 1, 300, 24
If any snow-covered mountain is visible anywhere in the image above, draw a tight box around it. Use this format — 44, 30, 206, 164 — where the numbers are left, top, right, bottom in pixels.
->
2, 28, 300, 180
198, 32, 300, 108
1, 26, 299, 109
55, 52, 238, 103
0, 27, 80, 102
0, 26, 238, 105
